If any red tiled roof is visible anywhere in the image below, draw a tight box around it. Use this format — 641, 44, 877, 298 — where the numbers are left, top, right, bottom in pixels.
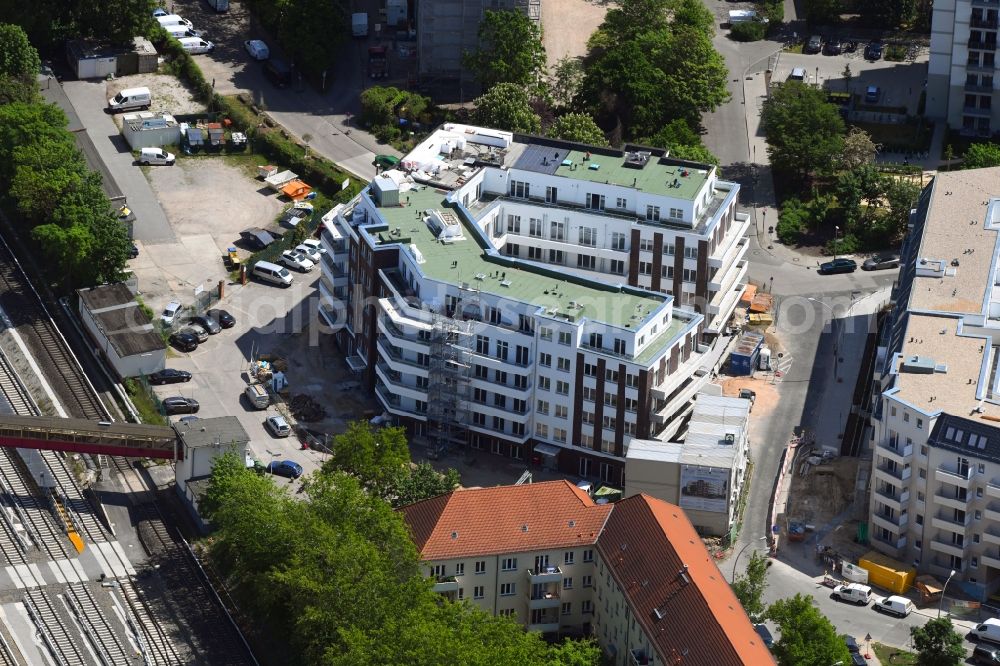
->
399, 480, 612, 560
597, 494, 774, 666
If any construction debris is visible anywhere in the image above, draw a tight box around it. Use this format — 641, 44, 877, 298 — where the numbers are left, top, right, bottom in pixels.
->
290, 394, 327, 422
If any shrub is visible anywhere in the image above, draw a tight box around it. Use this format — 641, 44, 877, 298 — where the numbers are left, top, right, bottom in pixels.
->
731, 21, 766, 41
760, 0, 784, 24
825, 232, 860, 255
776, 201, 807, 243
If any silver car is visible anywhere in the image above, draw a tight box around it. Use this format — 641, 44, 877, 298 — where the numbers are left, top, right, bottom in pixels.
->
281, 250, 314, 272
180, 325, 209, 343
266, 415, 292, 437
862, 253, 900, 271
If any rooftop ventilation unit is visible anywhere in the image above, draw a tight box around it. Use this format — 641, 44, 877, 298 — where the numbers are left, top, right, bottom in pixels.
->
426, 209, 463, 241
900, 355, 937, 374
623, 151, 651, 169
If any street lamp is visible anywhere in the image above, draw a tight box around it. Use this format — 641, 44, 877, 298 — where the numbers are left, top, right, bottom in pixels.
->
731, 536, 768, 583
939, 569, 957, 618
833, 225, 841, 262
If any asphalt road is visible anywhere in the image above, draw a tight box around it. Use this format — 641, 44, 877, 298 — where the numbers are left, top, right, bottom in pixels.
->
60, 81, 177, 244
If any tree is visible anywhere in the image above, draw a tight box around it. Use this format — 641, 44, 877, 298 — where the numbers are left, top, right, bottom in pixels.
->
71, 0, 156, 46
546, 113, 608, 146
860, 0, 917, 28
464, 10, 546, 91
730, 21, 766, 42
731, 551, 769, 622
645, 119, 719, 164
760, 81, 845, 182
910, 617, 965, 666
805, 0, 842, 25
324, 421, 410, 493
963, 142, 1000, 169
549, 57, 585, 110
278, 0, 347, 80
840, 127, 878, 169
389, 462, 460, 507
883, 176, 920, 238
472, 83, 542, 134
767, 594, 852, 666
0, 24, 40, 82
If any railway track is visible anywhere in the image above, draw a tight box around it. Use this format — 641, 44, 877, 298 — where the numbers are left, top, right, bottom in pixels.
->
24, 588, 88, 666
65, 582, 131, 666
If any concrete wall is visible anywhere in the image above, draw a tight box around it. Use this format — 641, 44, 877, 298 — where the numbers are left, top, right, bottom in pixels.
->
123, 124, 181, 150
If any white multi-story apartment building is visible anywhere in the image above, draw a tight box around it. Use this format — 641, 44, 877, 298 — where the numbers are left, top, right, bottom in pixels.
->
399, 480, 774, 665
927, 0, 1000, 134
870, 167, 1000, 600
319, 124, 749, 485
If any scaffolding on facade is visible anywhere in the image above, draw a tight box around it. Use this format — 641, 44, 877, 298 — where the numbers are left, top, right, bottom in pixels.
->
426, 292, 476, 455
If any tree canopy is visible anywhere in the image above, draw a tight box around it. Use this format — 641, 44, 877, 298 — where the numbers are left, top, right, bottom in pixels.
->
766, 594, 851, 666
3, 1, 154, 48
731, 550, 769, 623
464, 10, 547, 92
202, 454, 601, 665
547, 113, 609, 146
472, 83, 542, 134
644, 119, 719, 164
963, 142, 1000, 170
242, 0, 348, 80
760, 81, 846, 182
910, 617, 965, 666
0, 24, 40, 82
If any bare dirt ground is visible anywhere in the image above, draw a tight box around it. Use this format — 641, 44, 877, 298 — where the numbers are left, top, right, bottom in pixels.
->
720, 375, 779, 418
541, 0, 610, 69
107, 72, 205, 123
135, 156, 284, 313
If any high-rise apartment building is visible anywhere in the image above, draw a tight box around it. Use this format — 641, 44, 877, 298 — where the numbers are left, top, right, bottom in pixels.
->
318, 125, 749, 485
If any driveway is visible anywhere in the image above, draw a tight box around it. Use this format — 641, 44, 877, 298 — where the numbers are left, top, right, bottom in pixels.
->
172, 0, 396, 181
61, 80, 176, 244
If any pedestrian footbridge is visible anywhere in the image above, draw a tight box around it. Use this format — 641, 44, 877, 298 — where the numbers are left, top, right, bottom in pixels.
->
0, 415, 179, 460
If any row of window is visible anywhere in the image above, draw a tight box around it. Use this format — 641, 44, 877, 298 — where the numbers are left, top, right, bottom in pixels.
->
432, 550, 595, 579
503, 215, 700, 258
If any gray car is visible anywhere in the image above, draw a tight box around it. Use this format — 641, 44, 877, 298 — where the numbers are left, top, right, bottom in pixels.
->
862, 253, 900, 271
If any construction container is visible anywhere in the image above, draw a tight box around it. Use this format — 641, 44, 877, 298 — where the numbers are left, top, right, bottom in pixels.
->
859, 550, 916, 595
730, 331, 764, 376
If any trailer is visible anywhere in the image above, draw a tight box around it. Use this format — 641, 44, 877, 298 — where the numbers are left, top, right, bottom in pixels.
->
264, 169, 299, 191
730, 331, 764, 376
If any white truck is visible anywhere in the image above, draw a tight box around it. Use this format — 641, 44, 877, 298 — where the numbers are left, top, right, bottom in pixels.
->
352, 12, 369, 38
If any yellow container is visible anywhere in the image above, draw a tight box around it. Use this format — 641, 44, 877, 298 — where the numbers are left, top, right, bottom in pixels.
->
859, 550, 916, 594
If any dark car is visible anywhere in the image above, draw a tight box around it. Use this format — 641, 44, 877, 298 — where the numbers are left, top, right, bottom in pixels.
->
818, 258, 858, 275
865, 41, 884, 60
844, 636, 860, 653
266, 459, 303, 478
850, 653, 866, 666
264, 58, 293, 87
148, 368, 192, 385
754, 624, 774, 649
239, 227, 276, 250
162, 396, 200, 415
129, 243, 139, 259
207, 309, 236, 328
823, 37, 843, 55
168, 331, 199, 352
862, 252, 900, 271
974, 644, 1000, 665
805, 34, 823, 53
188, 315, 221, 334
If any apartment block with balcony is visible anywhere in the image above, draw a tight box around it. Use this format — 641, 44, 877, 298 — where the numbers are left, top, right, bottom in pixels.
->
320, 124, 749, 484
869, 167, 1000, 600
399, 480, 773, 665
927, 0, 1000, 134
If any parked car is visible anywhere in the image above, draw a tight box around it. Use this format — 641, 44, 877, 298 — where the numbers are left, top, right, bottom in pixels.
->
207, 309, 236, 328
266, 415, 293, 437
264, 58, 293, 87
739, 388, 756, 403
181, 325, 209, 343
862, 253, 900, 271
865, 85, 882, 104
188, 314, 221, 334
244, 39, 270, 60
148, 369, 192, 385
831, 583, 872, 606
266, 459, 303, 478
754, 624, 774, 649
805, 35, 823, 53
823, 37, 843, 55
974, 644, 1000, 664
295, 244, 322, 264
161, 301, 181, 326
152, 7, 169, 17
818, 258, 858, 275
178, 37, 215, 54
129, 243, 139, 259
873, 595, 914, 618
865, 41, 884, 60
281, 249, 314, 272
139, 147, 175, 166
169, 331, 199, 352
299, 238, 326, 255
163, 396, 199, 415
850, 653, 866, 666
844, 636, 860, 653
971, 618, 1000, 644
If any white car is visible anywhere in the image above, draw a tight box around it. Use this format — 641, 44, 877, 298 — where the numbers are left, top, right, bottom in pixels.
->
178, 37, 215, 54
295, 244, 322, 264
139, 148, 175, 166
152, 7, 169, 17
244, 39, 270, 61
280, 250, 314, 272
299, 238, 327, 255
161, 301, 181, 326
265, 415, 292, 437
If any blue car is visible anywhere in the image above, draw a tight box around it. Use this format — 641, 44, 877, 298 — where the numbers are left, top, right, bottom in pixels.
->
266, 460, 303, 479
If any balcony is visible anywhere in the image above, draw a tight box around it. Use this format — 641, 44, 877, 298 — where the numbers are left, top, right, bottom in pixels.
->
963, 105, 994, 117
527, 621, 561, 633
527, 588, 561, 609
972, 16, 1000, 28
874, 462, 911, 482
433, 576, 459, 593
983, 527, 1000, 545
933, 491, 971, 511
929, 538, 967, 558
969, 38, 999, 50
983, 553, 1000, 569
528, 566, 562, 583
874, 487, 909, 511
974, 0, 1000, 6
935, 464, 975, 488
985, 502, 1000, 522
877, 439, 913, 463
987, 481, 1000, 499
871, 532, 907, 558
931, 510, 971, 532
630, 649, 652, 666
872, 511, 908, 532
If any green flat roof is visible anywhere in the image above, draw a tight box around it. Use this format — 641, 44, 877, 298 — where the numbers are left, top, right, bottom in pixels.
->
370, 187, 672, 332
554, 150, 709, 201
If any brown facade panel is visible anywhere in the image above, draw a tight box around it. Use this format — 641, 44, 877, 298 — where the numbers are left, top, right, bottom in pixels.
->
637, 369, 652, 439
673, 236, 685, 303
628, 229, 641, 287
695, 239, 709, 314
651, 233, 663, 293
614, 363, 627, 456
594, 358, 607, 451
573, 352, 585, 446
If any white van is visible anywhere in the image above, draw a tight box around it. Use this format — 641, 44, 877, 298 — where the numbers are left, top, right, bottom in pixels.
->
971, 618, 1000, 644
831, 583, 871, 606
139, 148, 175, 166
244, 384, 270, 410
789, 67, 806, 82
165, 25, 203, 39
156, 14, 194, 29
178, 37, 215, 54
873, 595, 914, 618
108, 87, 151, 112
252, 260, 293, 287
